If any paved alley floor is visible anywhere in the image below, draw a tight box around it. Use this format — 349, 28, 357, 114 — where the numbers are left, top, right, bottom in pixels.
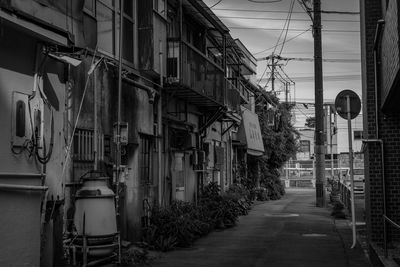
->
152, 188, 371, 267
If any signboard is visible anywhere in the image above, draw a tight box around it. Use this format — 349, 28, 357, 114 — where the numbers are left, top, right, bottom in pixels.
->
238, 107, 265, 156
334, 90, 361, 120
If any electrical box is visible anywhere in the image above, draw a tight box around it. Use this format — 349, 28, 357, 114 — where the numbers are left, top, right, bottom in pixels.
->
11, 91, 43, 148
113, 122, 128, 145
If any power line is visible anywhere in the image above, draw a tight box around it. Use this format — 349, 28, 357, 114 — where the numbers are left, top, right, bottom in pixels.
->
228, 26, 360, 33
253, 28, 311, 55
213, 8, 360, 15
296, 0, 313, 22
295, 105, 313, 120
209, 0, 222, 8
258, 74, 361, 83
278, 0, 295, 56
257, 0, 295, 86
248, 0, 283, 2
257, 55, 360, 63
278, 65, 295, 83
218, 16, 359, 23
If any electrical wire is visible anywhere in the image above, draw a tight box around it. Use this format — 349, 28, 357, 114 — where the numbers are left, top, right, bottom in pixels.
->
248, 0, 282, 3
296, 0, 313, 22
253, 28, 311, 55
212, 8, 360, 15
257, 58, 272, 87
217, 16, 359, 23
278, 65, 295, 84
210, 0, 222, 8
295, 105, 313, 120
61, 47, 99, 203
228, 26, 360, 33
257, 0, 294, 86
278, 0, 295, 56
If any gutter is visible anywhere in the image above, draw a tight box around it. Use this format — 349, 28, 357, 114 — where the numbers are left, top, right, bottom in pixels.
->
122, 75, 159, 104
0, 184, 48, 192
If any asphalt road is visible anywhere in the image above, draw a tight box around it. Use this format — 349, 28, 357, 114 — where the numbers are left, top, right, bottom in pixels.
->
153, 188, 370, 267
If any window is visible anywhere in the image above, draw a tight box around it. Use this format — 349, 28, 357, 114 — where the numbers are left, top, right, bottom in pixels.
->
140, 135, 153, 185
87, 0, 135, 63
300, 140, 310, 153
354, 130, 363, 140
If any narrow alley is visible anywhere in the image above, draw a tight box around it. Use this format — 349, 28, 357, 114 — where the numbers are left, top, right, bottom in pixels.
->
153, 188, 370, 267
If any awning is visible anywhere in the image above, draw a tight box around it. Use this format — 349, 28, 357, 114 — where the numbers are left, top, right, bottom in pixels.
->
237, 107, 265, 156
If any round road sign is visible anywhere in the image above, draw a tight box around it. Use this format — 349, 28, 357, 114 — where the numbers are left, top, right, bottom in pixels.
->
334, 90, 361, 120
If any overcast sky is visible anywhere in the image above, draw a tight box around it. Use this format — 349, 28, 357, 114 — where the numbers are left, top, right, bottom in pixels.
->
204, 0, 361, 101
203, 0, 362, 152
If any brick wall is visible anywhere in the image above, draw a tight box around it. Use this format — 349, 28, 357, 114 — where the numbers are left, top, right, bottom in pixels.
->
361, 0, 384, 245
381, 0, 400, 104
362, 0, 400, 249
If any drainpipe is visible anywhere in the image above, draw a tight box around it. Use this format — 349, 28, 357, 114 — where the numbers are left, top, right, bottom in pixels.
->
115, 0, 124, 225
362, 19, 386, 256
373, 20, 385, 138
93, 67, 98, 170
158, 41, 163, 206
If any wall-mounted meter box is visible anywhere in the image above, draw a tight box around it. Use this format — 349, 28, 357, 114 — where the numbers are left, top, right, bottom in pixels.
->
11, 91, 43, 148
113, 122, 128, 145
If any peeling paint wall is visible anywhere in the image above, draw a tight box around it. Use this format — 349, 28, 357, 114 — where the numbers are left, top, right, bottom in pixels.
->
0, 23, 66, 266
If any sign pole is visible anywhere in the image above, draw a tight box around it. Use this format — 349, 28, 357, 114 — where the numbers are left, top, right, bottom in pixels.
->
346, 95, 357, 248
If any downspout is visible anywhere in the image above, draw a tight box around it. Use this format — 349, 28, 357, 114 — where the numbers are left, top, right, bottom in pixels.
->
223, 34, 227, 106
373, 19, 385, 138
115, 0, 124, 224
93, 67, 98, 170
158, 41, 163, 206
362, 18, 386, 255
179, 0, 183, 83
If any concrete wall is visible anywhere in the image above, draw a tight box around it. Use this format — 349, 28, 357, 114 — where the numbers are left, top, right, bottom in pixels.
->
0, 23, 66, 266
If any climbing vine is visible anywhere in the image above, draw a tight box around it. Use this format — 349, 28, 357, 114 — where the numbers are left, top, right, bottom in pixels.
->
255, 91, 299, 199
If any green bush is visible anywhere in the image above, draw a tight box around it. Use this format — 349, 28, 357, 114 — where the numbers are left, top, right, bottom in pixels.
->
143, 201, 212, 251
255, 187, 269, 201
143, 182, 253, 251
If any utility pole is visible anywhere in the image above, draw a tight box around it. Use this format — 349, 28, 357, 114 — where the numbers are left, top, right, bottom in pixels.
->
285, 82, 289, 103
314, 0, 326, 207
270, 55, 275, 92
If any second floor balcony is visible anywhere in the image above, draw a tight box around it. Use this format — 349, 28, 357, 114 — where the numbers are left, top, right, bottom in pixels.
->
166, 40, 225, 108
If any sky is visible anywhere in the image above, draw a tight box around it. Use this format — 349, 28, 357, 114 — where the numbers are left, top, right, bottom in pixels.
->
203, 0, 362, 152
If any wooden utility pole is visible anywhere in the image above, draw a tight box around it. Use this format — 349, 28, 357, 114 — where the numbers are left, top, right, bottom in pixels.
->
314, 0, 326, 207
271, 55, 275, 92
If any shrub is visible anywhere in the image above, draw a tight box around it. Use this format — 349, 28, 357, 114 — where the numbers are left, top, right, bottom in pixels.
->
255, 187, 269, 201
143, 200, 212, 251
143, 182, 254, 251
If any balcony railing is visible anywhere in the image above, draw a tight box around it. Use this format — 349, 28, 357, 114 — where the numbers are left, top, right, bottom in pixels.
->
227, 78, 250, 103
167, 40, 225, 105
226, 80, 241, 113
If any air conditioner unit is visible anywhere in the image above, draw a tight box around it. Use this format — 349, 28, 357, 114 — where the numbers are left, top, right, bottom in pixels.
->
171, 131, 195, 150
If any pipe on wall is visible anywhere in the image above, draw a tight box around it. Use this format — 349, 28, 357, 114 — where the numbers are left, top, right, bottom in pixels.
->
0, 184, 48, 191
122, 76, 159, 103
